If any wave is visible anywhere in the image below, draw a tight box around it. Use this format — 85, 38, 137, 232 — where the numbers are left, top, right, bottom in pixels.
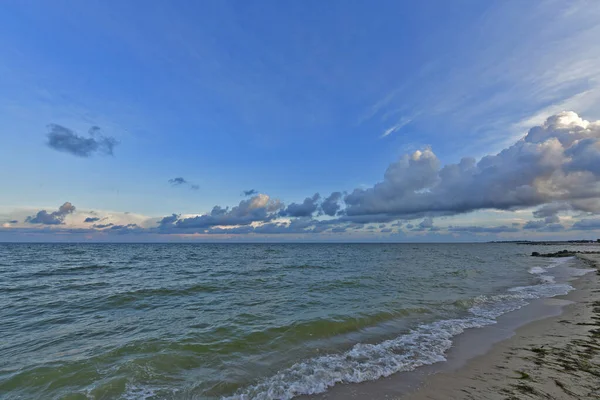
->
105, 284, 222, 306
224, 258, 585, 400
223, 316, 492, 400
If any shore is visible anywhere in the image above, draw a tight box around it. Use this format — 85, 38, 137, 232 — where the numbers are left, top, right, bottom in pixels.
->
400, 254, 600, 400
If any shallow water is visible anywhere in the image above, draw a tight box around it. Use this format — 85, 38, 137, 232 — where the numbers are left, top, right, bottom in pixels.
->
0, 243, 594, 399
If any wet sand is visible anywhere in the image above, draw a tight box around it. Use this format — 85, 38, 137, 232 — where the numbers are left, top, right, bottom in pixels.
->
401, 254, 600, 400
307, 254, 600, 400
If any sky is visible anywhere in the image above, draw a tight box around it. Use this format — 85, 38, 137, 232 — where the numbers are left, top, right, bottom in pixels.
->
2, 0, 600, 242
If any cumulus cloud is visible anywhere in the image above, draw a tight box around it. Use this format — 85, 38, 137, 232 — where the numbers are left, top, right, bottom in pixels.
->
321, 192, 342, 216
159, 194, 283, 231
168, 177, 199, 190
26, 202, 76, 225
281, 193, 320, 217
46, 124, 118, 157
340, 112, 600, 223
18, 111, 600, 239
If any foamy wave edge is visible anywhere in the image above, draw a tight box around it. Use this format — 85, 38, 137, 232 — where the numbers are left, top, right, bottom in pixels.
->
224, 259, 587, 400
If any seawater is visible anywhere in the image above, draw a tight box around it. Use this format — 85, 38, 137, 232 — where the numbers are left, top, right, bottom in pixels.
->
0, 243, 594, 399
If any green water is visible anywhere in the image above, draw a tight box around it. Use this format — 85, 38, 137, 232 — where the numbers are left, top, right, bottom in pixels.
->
0, 243, 588, 399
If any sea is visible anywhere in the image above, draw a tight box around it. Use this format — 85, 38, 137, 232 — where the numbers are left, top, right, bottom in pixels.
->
0, 243, 596, 400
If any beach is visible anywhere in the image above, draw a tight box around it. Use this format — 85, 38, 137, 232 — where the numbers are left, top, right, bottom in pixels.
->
400, 254, 600, 400
2, 243, 598, 399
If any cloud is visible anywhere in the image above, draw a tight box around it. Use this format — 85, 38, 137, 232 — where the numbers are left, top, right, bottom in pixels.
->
341, 112, 600, 223
321, 192, 342, 216
25, 202, 76, 225
448, 225, 519, 233
281, 193, 320, 217
571, 218, 600, 230
523, 220, 547, 230
169, 177, 187, 185
168, 177, 199, 190
9, 220, 18, 224
93, 223, 114, 229
532, 202, 572, 218
46, 124, 118, 157
159, 194, 283, 231
84, 217, 100, 223
381, 117, 412, 138
243, 189, 258, 196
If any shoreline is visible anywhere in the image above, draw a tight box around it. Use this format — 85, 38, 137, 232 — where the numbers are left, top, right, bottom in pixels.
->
400, 254, 600, 399
305, 254, 600, 400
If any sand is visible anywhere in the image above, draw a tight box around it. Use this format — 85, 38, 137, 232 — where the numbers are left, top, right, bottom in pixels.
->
400, 254, 600, 400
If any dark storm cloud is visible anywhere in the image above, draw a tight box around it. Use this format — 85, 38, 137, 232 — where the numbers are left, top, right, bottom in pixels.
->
281, 193, 320, 217
84, 217, 100, 223
26, 202, 76, 225
320, 192, 342, 216
243, 189, 258, 196
46, 124, 118, 157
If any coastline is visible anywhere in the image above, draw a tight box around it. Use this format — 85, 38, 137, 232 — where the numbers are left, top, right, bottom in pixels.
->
304, 254, 600, 400
400, 254, 600, 399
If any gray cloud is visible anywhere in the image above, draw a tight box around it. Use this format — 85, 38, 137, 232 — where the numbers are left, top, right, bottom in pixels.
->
448, 225, 519, 233
169, 177, 199, 190
46, 124, 118, 157
523, 220, 547, 230
243, 189, 258, 196
571, 218, 600, 230
281, 193, 320, 217
26, 202, 76, 225
9, 220, 18, 224
321, 192, 342, 216
532, 202, 572, 218
159, 195, 283, 232
340, 112, 600, 223
84, 217, 100, 223
93, 223, 114, 229
169, 177, 187, 185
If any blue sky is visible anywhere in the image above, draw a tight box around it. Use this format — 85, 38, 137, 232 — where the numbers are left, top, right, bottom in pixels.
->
2, 0, 600, 242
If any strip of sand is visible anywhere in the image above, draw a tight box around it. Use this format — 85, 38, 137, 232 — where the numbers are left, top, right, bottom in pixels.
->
400, 254, 600, 400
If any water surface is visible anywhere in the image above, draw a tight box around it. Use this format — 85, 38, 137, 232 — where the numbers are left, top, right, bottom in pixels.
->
0, 243, 592, 399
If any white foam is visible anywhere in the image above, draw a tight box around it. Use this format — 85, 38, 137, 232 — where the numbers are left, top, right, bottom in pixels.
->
569, 268, 596, 277
223, 317, 493, 400
223, 258, 581, 400
528, 266, 546, 274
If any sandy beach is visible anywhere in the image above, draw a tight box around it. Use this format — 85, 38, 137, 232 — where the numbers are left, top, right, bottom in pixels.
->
400, 254, 600, 400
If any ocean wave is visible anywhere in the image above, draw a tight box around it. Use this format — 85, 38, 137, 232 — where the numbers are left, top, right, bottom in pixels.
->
224, 260, 583, 400
223, 316, 492, 400
105, 284, 222, 306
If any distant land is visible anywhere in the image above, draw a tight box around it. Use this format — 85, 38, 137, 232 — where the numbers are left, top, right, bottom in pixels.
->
489, 239, 600, 245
